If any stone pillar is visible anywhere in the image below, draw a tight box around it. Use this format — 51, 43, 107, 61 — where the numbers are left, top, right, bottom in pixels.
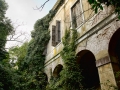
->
96, 56, 118, 90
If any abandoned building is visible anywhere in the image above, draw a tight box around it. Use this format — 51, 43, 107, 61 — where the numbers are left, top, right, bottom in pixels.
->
44, 0, 120, 89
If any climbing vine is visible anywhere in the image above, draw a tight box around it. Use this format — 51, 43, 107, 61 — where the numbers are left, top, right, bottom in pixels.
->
12, 10, 55, 90
47, 29, 84, 90
19, 13, 52, 89
18, 0, 66, 89
0, 0, 67, 90
12, 0, 67, 89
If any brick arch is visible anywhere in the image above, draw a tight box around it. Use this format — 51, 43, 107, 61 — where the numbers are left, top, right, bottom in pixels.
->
108, 28, 120, 64
76, 50, 100, 89
53, 64, 63, 78
76, 49, 97, 62
108, 28, 120, 87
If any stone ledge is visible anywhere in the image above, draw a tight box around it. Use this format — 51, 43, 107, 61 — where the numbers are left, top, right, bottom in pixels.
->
96, 56, 111, 67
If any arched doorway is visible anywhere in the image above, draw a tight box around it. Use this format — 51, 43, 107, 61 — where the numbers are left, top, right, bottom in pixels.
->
109, 28, 120, 67
76, 50, 100, 89
53, 64, 63, 78
108, 28, 120, 87
51, 64, 63, 87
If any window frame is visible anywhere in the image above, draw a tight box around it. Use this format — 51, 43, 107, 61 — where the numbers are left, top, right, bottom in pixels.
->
52, 25, 56, 46
51, 20, 61, 47
70, 0, 84, 29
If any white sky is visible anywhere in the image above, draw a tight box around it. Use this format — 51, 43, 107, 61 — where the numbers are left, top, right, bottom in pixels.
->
5, 0, 57, 48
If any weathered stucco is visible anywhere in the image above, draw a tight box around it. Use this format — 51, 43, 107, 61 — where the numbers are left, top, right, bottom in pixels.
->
44, 0, 120, 89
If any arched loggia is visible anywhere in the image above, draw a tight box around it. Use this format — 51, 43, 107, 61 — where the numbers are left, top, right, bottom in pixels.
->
76, 50, 100, 89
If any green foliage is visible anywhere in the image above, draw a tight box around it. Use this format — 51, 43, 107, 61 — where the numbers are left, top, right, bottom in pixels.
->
0, 0, 66, 89
0, 1, 15, 89
0, 59, 20, 90
0, 64, 14, 90
0, 0, 13, 61
8, 42, 29, 68
48, 29, 84, 90
88, 0, 120, 18
16, 9, 58, 90
20, 1, 66, 89
0, 0, 67, 90
0, 50, 9, 62
19, 1, 66, 89
0, 0, 8, 20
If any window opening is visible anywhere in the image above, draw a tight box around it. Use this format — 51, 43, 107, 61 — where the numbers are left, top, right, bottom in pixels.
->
71, 0, 83, 28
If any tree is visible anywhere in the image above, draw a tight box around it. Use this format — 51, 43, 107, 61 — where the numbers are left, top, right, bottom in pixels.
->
0, 0, 13, 61
0, 0, 18, 90
8, 42, 29, 69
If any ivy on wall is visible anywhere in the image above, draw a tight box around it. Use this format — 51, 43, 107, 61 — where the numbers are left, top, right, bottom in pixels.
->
20, 13, 52, 89
18, 0, 66, 89
47, 29, 84, 90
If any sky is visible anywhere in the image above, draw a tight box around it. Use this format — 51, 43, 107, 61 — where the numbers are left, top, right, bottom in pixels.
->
5, 0, 57, 48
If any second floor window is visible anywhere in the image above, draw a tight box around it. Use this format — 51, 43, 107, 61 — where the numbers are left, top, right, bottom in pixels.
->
52, 20, 61, 46
71, 0, 83, 28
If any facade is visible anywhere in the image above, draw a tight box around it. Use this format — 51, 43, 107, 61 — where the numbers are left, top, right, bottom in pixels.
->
44, 0, 120, 89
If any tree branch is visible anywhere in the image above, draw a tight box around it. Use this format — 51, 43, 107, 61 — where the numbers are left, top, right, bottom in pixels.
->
33, 0, 50, 11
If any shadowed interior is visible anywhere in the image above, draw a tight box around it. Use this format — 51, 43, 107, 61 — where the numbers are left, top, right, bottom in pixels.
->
77, 50, 100, 89
109, 28, 120, 87
109, 28, 120, 66
53, 64, 63, 78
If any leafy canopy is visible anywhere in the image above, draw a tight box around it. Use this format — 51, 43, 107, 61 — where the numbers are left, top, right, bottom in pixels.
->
0, 0, 13, 61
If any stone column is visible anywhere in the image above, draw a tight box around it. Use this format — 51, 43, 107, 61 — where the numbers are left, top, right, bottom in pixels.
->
96, 56, 118, 90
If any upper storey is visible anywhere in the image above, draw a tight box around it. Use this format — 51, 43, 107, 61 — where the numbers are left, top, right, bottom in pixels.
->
45, 0, 115, 62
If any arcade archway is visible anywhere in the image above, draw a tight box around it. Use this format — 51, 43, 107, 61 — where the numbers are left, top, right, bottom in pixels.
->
53, 64, 63, 78
108, 28, 120, 87
109, 28, 120, 68
77, 50, 100, 89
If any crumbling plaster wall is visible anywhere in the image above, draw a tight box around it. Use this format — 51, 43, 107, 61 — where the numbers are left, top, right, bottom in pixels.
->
76, 19, 120, 89
45, 0, 120, 88
45, 0, 77, 81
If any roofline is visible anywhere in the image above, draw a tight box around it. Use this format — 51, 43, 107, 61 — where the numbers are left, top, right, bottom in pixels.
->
52, 0, 63, 11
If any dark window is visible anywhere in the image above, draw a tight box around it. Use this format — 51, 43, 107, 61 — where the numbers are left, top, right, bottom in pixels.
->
56, 20, 61, 44
52, 25, 56, 46
51, 21, 61, 46
71, 0, 83, 28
